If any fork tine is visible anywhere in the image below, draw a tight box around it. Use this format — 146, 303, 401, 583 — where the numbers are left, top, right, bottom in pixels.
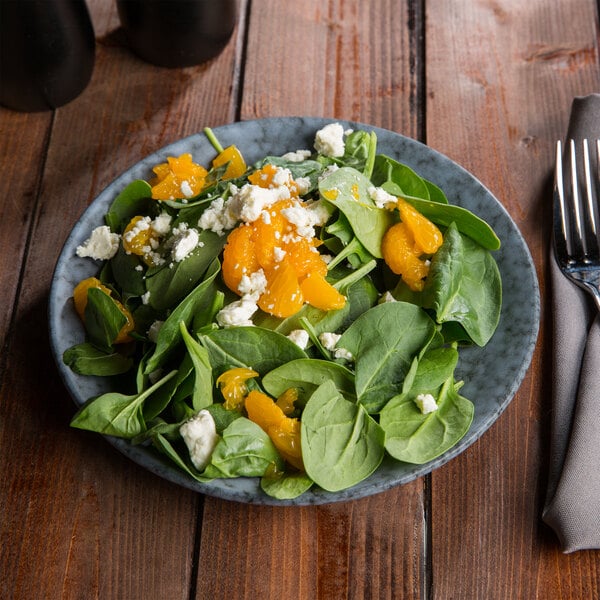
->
581, 139, 600, 259
554, 139, 569, 265
568, 139, 585, 259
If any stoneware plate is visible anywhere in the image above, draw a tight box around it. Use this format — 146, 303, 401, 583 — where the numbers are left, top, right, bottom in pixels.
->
49, 117, 540, 505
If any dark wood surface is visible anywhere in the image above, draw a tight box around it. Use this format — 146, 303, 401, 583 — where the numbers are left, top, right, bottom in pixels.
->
1, 1, 599, 597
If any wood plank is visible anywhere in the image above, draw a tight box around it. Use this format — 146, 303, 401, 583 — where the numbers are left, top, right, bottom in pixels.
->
195, 1, 426, 598
0, 0, 244, 597
426, 0, 600, 597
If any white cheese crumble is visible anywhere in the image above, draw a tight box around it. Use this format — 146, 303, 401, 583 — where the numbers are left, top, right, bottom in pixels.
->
180, 180, 194, 199
179, 410, 219, 471
379, 291, 397, 304
147, 320, 164, 343
333, 347, 353, 361
295, 176, 311, 195
141, 290, 151, 305
273, 246, 287, 262
318, 163, 340, 181
198, 196, 238, 235
227, 183, 290, 223
314, 123, 346, 158
281, 200, 330, 239
76, 225, 120, 260
151, 212, 172, 235
280, 149, 311, 162
287, 329, 310, 350
368, 185, 397, 209
216, 297, 259, 327
319, 332, 341, 351
170, 225, 200, 262
415, 393, 439, 414
237, 269, 267, 301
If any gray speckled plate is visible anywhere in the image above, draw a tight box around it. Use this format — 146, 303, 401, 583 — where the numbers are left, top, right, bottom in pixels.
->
49, 117, 540, 505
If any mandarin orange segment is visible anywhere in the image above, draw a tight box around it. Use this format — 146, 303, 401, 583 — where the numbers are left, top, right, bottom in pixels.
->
216, 367, 259, 411
248, 164, 299, 196
382, 222, 430, 292
222, 224, 260, 293
73, 277, 134, 343
299, 272, 346, 311
396, 198, 443, 254
150, 153, 208, 200
122, 216, 154, 255
245, 390, 304, 470
283, 237, 328, 280
276, 388, 298, 416
257, 262, 305, 318
252, 199, 294, 270
212, 145, 247, 180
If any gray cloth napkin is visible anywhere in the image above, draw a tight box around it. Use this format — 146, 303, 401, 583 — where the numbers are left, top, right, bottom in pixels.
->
542, 94, 600, 552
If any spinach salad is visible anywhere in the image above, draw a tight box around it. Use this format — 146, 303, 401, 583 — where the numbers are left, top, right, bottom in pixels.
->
65, 123, 502, 500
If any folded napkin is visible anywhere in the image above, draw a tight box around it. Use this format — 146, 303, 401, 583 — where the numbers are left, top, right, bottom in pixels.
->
542, 94, 600, 552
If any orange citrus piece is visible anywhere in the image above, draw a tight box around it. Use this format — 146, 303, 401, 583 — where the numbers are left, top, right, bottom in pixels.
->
216, 367, 259, 411
299, 272, 346, 311
257, 262, 305, 318
150, 153, 208, 200
212, 145, 247, 180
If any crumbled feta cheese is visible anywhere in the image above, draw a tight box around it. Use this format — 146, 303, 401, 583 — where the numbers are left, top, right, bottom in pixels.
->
415, 393, 438, 414
198, 196, 238, 235
179, 410, 219, 471
319, 332, 342, 351
141, 290, 151, 305
379, 291, 397, 304
314, 123, 346, 157
318, 164, 340, 181
151, 212, 172, 235
76, 225, 120, 260
147, 320, 164, 343
261, 210, 271, 224
333, 347, 353, 361
280, 149, 312, 162
273, 246, 287, 262
287, 329, 310, 349
368, 185, 397, 209
216, 297, 258, 327
228, 183, 290, 223
295, 176, 311, 195
180, 180, 194, 199
123, 216, 151, 248
171, 227, 200, 262
237, 269, 267, 300
271, 166, 294, 187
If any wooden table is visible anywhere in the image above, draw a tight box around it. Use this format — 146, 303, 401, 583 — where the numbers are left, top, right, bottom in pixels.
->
2, 0, 599, 597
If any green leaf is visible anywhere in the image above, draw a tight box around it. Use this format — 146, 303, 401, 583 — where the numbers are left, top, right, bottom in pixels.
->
380, 377, 474, 464
424, 223, 502, 346
319, 167, 394, 258
200, 326, 307, 376
203, 418, 284, 478
145, 230, 226, 311
372, 154, 431, 200
105, 180, 153, 232
63, 342, 133, 376
84, 287, 127, 351
261, 471, 314, 500
262, 358, 356, 405
179, 321, 213, 410
337, 302, 437, 413
144, 258, 220, 374
301, 381, 385, 492
70, 370, 177, 438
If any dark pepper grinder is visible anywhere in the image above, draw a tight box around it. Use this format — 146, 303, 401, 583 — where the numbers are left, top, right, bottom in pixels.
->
116, 0, 237, 68
0, 0, 95, 112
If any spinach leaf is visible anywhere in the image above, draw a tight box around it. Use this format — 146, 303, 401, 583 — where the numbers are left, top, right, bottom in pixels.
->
424, 223, 502, 346
105, 180, 153, 232
337, 302, 437, 413
63, 342, 133, 376
203, 418, 284, 478
261, 471, 314, 500
145, 230, 226, 311
262, 358, 356, 405
200, 326, 307, 376
301, 381, 385, 492
409, 346, 459, 393
372, 154, 432, 200
152, 432, 208, 481
382, 186, 500, 250
144, 258, 220, 374
318, 167, 394, 258
380, 377, 474, 464
70, 369, 177, 438
179, 321, 213, 410
84, 287, 127, 351
109, 245, 146, 297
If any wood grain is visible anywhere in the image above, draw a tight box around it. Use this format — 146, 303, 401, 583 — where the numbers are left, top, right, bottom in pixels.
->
0, 1, 242, 597
426, 0, 600, 597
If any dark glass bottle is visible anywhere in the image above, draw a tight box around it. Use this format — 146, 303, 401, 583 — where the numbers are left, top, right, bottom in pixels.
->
116, 0, 237, 68
0, 0, 95, 112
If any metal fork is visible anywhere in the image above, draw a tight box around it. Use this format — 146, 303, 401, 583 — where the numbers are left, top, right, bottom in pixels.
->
554, 138, 600, 311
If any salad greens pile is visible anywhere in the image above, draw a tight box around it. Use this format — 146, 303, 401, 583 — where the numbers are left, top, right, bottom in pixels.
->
65, 123, 502, 500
